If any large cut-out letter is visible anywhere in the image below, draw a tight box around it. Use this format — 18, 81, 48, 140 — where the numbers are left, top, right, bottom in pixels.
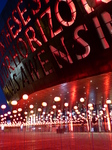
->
93, 17, 109, 49
17, 0, 31, 26
74, 25, 90, 60
101, 11, 112, 35
40, 7, 63, 38
31, 0, 41, 15
25, 26, 42, 52
55, 0, 76, 26
49, 37, 73, 68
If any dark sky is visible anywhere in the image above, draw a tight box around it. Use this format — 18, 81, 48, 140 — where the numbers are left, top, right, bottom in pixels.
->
0, 0, 11, 113
0, 87, 10, 113
0, 0, 8, 13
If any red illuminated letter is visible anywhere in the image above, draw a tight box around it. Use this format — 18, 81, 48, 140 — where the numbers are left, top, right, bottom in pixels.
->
101, 11, 112, 36
81, 0, 94, 14
74, 25, 90, 60
31, 0, 41, 15
25, 26, 42, 52
55, 0, 76, 26
0, 42, 6, 56
49, 37, 73, 69
12, 9, 22, 38
44, 0, 49, 3
36, 19, 48, 42
81, 0, 111, 14
93, 17, 109, 49
2, 26, 12, 47
7, 11, 21, 39
17, 0, 31, 26
7, 17, 16, 39
4, 56, 15, 74
17, 38, 28, 58
40, 7, 63, 38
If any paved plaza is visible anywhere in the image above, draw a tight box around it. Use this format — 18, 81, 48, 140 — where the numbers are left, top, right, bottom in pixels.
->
0, 129, 112, 150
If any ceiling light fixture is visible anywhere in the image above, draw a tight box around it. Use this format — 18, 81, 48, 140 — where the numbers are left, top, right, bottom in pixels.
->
11, 100, 17, 106
22, 94, 28, 100
80, 97, 85, 103
54, 97, 61, 102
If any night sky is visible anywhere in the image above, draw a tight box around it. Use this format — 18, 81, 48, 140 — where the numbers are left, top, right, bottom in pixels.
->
0, 0, 8, 13
0, 0, 11, 113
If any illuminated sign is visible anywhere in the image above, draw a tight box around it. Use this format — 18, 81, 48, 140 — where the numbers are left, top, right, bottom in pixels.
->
0, 0, 112, 101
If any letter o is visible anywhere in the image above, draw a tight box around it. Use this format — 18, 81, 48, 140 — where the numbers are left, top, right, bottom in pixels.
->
55, 0, 76, 26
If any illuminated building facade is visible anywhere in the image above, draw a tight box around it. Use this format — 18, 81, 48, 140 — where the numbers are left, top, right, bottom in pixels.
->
0, 0, 112, 132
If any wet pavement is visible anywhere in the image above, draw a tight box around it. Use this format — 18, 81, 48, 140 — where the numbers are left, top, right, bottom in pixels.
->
0, 130, 112, 150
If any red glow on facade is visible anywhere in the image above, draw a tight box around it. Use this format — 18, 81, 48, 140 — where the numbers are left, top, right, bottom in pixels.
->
0, 0, 112, 104
44, 0, 49, 3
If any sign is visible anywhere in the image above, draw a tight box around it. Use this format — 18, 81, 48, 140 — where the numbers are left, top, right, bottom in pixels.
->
0, 0, 112, 101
